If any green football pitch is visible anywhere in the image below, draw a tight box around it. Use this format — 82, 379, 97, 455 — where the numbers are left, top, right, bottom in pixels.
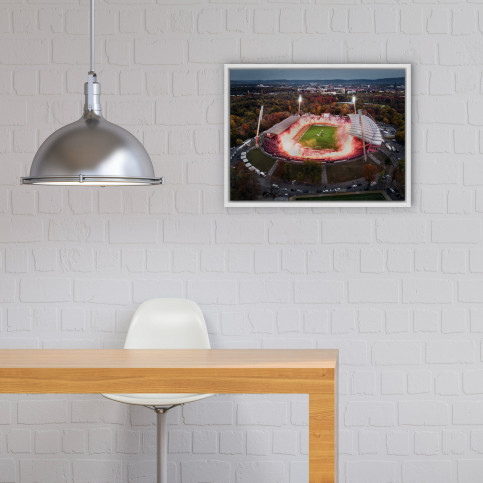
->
298, 125, 339, 150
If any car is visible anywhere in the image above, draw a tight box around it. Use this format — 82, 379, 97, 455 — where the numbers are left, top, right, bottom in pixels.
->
291, 180, 296, 185
296, 189, 302, 193
323, 189, 329, 193
352, 184, 357, 188
316, 190, 322, 193
272, 184, 279, 189
335, 188, 340, 191
303, 190, 308, 194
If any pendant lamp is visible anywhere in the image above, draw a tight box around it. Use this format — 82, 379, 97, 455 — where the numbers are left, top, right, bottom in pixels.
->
21, 0, 163, 186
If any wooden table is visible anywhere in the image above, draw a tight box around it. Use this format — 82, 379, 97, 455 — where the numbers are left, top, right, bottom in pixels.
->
0, 349, 338, 483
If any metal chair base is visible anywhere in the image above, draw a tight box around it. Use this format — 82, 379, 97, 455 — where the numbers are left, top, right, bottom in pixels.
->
148, 406, 178, 483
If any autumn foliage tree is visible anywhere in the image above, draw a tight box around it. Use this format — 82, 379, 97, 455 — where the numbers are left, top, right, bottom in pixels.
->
302, 160, 322, 184
230, 162, 261, 201
280, 163, 293, 182
393, 159, 405, 188
229, 88, 406, 147
395, 130, 405, 144
362, 164, 379, 185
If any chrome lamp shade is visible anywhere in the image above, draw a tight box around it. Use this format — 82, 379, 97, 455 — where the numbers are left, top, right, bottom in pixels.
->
22, 117, 162, 186
21, 1, 163, 187
22, 80, 163, 187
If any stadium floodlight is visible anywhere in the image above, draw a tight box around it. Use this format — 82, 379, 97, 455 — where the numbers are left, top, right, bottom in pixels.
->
255, 105, 264, 148
352, 96, 356, 114
358, 110, 367, 163
298, 95, 302, 116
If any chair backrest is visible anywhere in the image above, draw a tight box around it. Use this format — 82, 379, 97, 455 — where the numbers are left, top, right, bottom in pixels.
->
124, 298, 211, 350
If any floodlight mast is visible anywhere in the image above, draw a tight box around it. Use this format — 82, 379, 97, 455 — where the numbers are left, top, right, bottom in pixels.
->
255, 105, 264, 148
358, 109, 367, 163
352, 96, 356, 114
298, 95, 302, 116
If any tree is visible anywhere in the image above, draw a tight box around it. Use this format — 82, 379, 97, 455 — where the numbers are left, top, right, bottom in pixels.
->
280, 162, 293, 182
230, 162, 261, 201
393, 159, 405, 188
362, 164, 379, 185
395, 130, 405, 144
302, 160, 322, 184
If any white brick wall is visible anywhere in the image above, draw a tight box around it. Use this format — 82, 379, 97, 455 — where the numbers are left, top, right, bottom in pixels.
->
0, 0, 481, 482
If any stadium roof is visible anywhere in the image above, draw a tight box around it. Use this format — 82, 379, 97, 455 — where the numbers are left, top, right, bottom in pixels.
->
348, 114, 383, 146
265, 115, 300, 135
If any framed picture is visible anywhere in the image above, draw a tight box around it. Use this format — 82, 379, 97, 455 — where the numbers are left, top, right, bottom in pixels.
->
224, 64, 411, 208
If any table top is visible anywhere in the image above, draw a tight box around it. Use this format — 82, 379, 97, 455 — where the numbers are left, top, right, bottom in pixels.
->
0, 349, 338, 368
0, 349, 338, 394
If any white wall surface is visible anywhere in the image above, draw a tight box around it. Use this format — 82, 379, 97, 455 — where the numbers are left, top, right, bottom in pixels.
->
0, 0, 481, 482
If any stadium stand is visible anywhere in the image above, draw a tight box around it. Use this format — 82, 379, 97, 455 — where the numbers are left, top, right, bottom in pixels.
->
348, 114, 383, 146
265, 115, 300, 136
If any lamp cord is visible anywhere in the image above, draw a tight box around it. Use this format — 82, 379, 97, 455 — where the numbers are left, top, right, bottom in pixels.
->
90, 0, 95, 73
86, 0, 96, 111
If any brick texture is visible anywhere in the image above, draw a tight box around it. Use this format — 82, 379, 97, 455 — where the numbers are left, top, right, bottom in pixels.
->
0, 1, 479, 482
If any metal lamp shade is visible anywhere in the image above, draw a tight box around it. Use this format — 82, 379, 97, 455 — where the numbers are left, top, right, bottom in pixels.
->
22, 113, 162, 186
22, 1, 163, 187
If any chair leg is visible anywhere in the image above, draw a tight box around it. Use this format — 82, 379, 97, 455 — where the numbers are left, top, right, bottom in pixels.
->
156, 409, 168, 483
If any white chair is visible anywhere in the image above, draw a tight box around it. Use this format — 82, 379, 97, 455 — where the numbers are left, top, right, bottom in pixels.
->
103, 298, 213, 483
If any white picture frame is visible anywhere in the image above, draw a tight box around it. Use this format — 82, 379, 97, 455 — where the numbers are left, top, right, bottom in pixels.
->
224, 64, 411, 208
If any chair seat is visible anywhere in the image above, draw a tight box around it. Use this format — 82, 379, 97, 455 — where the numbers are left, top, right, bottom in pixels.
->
102, 392, 213, 406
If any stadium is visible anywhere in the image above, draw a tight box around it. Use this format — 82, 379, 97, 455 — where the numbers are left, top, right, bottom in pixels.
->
262, 113, 383, 163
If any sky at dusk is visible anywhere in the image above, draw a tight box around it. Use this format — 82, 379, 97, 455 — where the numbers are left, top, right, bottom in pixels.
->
230, 68, 406, 81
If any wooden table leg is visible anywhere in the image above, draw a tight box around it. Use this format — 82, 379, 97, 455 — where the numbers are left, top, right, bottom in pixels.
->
309, 392, 338, 483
